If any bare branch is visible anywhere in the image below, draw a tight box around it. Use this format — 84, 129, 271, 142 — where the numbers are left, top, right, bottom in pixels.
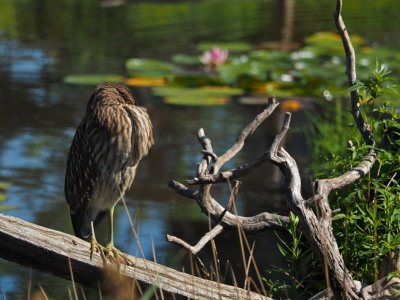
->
314, 0, 377, 200
212, 97, 279, 173
197, 128, 215, 177
168, 180, 198, 199
188, 110, 291, 186
167, 181, 241, 255
166, 225, 224, 255
334, 0, 375, 145
187, 152, 269, 185
272, 147, 360, 299
169, 178, 289, 232
269, 112, 292, 159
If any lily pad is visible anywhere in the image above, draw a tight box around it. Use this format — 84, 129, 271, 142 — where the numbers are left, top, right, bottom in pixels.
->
164, 96, 229, 106
124, 77, 166, 87
169, 73, 222, 87
305, 31, 364, 48
64, 74, 124, 85
153, 85, 243, 106
197, 42, 252, 53
171, 54, 201, 66
153, 86, 242, 97
125, 58, 174, 78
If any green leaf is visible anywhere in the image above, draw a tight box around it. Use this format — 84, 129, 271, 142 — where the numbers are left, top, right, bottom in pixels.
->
63, 74, 125, 85
332, 213, 347, 221
153, 86, 243, 106
171, 54, 200, 66
125, 58, 175, 78
277, 243, 288, 257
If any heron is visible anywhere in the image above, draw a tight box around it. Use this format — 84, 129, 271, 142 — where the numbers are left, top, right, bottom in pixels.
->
64, 82, 154, 264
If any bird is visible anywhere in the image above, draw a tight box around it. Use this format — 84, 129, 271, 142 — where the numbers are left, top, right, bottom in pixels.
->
64, 82, 154, 264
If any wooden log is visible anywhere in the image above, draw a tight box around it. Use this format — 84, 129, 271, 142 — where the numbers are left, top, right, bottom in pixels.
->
0, 213, 269, 300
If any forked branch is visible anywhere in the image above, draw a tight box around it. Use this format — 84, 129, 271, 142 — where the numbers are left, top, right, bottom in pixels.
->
167, 97, 291, 257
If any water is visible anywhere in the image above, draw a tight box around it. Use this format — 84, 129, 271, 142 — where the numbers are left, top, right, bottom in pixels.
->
0, 0, 400, 298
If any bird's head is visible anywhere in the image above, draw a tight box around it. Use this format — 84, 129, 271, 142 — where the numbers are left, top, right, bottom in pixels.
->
86, 82, 136, 112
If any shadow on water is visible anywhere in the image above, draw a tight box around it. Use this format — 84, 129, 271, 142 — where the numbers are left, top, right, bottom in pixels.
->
0, 0, 400, 298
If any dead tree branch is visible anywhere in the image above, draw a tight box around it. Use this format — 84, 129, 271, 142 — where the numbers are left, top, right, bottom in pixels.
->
166, 225, 224, 255
212, 98, 280, 173
167, 2, 377, 300
167, 97, 291, 266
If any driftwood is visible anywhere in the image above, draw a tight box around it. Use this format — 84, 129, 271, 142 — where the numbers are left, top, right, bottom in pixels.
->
166, 1, 376, 299
0, 213, 270, 300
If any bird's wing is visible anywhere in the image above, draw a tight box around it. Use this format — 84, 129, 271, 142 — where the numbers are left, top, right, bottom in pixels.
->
64, 117, 100, 238
124, 104, 154, 164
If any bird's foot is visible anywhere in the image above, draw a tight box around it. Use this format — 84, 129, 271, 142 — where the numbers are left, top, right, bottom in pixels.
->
90, 239, 107, 262
104, 242, 135, 266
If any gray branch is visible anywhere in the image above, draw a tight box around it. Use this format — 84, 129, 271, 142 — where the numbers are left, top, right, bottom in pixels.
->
212, 97, 279, 174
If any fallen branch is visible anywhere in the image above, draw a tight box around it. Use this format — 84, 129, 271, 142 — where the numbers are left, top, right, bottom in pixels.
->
0, 213, 270, 300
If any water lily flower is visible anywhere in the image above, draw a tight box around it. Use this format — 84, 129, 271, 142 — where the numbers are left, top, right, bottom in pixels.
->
200, 47, 229, 70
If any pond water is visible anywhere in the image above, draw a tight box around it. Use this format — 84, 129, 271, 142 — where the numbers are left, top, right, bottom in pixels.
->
0, 0, 400, 298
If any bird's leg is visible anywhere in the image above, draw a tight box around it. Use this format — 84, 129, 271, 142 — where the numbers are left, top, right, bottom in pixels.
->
90, 221, 106, 261
104, 206, 135, 266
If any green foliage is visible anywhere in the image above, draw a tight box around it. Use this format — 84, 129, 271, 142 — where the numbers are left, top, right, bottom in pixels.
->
307, 62, 400, 283
264, 212, 322, 299
348, 59, 399, 103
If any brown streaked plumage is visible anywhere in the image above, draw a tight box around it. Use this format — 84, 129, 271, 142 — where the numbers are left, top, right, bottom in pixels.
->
64, 82, 153, 261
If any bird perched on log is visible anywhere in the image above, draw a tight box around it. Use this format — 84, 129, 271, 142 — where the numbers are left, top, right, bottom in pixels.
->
64, 82, 153, 263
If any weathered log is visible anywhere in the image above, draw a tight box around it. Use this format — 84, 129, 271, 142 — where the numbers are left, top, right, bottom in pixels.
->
0, 213, 270, 300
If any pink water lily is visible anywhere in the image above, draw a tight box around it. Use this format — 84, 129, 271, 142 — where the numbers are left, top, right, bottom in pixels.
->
200, 47, 229, 70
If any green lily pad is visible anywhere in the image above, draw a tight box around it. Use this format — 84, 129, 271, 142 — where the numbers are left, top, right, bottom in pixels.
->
153, 86, 242, 97
307, 31, 365, 47
169, 74, 222, 87
171, 54, 201, 66
125, 58, 174, 78
164, 96, 229, 106
197, 42, 252, 53
64, 74, 124, 85
153, 85, 243, 106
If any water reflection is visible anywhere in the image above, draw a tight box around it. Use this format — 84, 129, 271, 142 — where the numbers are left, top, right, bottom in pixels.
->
1, 0, 400, 298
